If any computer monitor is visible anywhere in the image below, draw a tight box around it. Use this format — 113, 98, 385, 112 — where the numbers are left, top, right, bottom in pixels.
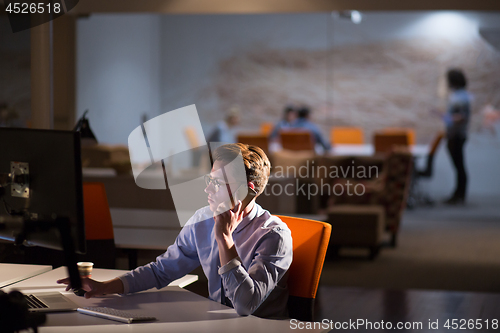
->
0, 128, 86, 254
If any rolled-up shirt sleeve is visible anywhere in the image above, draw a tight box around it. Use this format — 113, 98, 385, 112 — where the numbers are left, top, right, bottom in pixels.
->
119, 223, 200, 294
220, 227, 293, 316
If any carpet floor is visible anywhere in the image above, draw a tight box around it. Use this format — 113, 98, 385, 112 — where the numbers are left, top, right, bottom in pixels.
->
320, 195, 500, 293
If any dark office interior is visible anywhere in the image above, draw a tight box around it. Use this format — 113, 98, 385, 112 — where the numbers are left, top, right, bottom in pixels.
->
1, 1, 500, 331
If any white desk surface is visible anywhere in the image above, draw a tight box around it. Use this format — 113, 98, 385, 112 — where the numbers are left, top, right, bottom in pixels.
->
331, 144, 429, 156
0, 263, 52, 288
5, 266, 323, 333
270, 142, 429, 157
3, 266, 197, 293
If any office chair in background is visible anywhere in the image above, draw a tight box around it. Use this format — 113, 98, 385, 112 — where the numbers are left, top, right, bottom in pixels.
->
280, 131, 315, 152
407, 132, 444, 208
277, 215, 331, 321
80, 182, 116, 269
373, 132, 409, 153
237, 133, 270, 158
330, 127, 364, 145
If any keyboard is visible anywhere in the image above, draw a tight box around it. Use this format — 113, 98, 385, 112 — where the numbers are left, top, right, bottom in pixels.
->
24, 294, 48, 309
77, 307, 157, 324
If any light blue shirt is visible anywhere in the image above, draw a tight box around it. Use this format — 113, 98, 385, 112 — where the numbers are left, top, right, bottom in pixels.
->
446, 89, 471, 139
119, 203, 293, 318
293, 118, 331, 151
207, 121, 237, 144
269, 120, 296, 140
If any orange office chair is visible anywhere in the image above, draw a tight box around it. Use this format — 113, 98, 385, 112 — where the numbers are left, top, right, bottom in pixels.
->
277, 215, 331, 321
237, 133, 270, 158
79, 182, 116, 268
381, 127, 416, 145
330, 127, 364, 145
373, 132, 409, 153
184, 126, 202, 148
280, 131, 315, 151
260, 122, 274, 136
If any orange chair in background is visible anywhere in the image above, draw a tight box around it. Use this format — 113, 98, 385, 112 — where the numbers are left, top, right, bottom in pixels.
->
277, 215, 331, 321
237, 133, 270, 157
280, 131, 315, 151
373, 132, 409, 154
184, 126, 202, 148
382, 127, 416, 145
80, 182, 116, 268
330, 127, 364, 145
260, 122, 274, 136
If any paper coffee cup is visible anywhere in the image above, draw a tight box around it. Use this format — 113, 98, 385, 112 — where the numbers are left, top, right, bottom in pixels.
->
77, 262, 93, 278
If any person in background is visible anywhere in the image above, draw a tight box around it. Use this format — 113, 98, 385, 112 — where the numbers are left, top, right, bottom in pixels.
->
443, 68, 471, 205
293, 107, 331, 152
207, 106, 241, 144
269, 105, 297, 141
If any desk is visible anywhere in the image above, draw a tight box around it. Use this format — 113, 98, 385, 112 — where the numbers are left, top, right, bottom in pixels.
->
331, 144, 428, 156
0, 263, 52, 288
3, 266, 198, 293
270, 142, 429, 157
6, 266, 322, 333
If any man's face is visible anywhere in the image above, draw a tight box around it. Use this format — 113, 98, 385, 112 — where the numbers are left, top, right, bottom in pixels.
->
204, 160, 245, 212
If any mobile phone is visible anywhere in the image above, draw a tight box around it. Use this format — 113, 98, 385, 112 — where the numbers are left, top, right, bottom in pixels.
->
233, 185, 258, 211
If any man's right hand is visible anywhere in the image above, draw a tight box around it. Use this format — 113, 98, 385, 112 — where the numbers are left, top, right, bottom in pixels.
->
56, 277, 124, 299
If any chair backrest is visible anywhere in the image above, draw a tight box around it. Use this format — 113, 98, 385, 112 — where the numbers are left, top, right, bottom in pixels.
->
82, 182, 114, 241
260, 122, 274, 136
381, 150, 413, 233
280, 131, 315, 151
381, 127, 416, 145
331, 127, 364, 145
277, 215, 331, 320
237, 133, 270, 157
420, 132, 444, 177
81, 182, 115, 268
373, 132, 409, 153
184, 126, 201, 148
429, 132, 444, 156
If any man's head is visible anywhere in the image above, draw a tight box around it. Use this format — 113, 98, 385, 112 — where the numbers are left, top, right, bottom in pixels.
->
225, 106, 241, 127
447, 68, 467, 90
284, 105, 297, 123
297, 107, 310, 120
204, 143, 271, 212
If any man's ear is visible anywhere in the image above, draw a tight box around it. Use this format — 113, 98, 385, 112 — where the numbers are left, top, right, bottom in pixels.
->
248, 182, 255, 190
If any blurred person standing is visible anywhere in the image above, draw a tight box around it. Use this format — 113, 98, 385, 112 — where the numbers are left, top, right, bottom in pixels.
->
443, 69, 471, 205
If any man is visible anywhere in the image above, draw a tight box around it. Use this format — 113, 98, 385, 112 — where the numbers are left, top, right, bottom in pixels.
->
443, 69, 471, 205
293, 107, 331, 152
206, 106, 240, 144
58, 144, 293, 318
269, 105, 297, 141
